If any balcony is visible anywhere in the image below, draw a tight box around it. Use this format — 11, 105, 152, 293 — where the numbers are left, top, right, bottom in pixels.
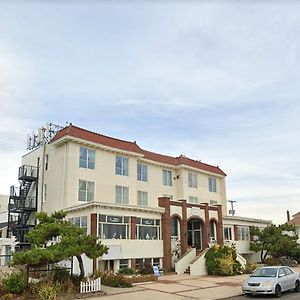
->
18, 165, 38, 181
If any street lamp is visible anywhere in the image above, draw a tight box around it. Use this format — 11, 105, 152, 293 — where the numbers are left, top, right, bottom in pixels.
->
228, 200, 236, 216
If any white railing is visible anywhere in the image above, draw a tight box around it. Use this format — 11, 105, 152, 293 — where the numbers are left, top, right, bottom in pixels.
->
175, 248, 196, 274
80, 277, 101, 294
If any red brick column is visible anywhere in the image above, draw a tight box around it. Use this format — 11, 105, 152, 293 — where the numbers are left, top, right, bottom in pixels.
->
233, 224, 238, 241
131, 216, 136, 239
131, 259, 136, 270
204, 203, 210, 247
180, 200, 188, 254
91, 213, 98, 273
158, 197, 172, 271
217, 205, 224, 244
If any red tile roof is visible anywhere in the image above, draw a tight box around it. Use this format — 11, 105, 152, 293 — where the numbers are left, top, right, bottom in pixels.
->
51, 124, 226, 176
51, 124, 144, 154
287, 212, 300, 226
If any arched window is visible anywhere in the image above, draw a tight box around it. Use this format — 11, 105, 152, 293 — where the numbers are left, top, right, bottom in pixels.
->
171, 216, 179, 237
210, 220, 217, 242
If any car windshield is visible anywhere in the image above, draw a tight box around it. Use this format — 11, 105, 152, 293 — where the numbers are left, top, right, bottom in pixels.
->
251, 268, 278, 278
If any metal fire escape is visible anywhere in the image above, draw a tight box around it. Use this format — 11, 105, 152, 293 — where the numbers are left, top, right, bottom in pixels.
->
7, 165, 38, 251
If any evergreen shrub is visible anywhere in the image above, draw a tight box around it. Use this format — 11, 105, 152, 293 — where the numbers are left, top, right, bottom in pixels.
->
205, 244, 242, 276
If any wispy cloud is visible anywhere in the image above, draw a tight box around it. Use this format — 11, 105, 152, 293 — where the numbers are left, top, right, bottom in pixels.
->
0, 2, 299, 224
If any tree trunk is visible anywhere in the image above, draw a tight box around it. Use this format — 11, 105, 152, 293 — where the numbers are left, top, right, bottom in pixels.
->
76, 255, 85, 280
263, 251, 269, 261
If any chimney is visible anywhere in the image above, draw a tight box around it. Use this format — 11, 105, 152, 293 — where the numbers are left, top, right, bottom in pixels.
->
287, 210, 290, 222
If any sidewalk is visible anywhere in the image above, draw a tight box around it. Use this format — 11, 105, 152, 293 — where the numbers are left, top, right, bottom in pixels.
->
88, 266, 300, 300
89, 273, 249, 300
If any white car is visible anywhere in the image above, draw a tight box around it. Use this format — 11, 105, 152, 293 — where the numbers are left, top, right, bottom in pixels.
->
242, 266, 300, 297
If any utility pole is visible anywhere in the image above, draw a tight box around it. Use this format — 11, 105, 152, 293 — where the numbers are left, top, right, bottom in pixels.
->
228, 200, 236, 216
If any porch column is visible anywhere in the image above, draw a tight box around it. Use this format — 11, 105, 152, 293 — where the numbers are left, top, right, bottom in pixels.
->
180, 200, 188, 254
91, 213, 97, 273
233, 224, 238, 241
217, 205, 224, 244
130, 216, 136, 239
204, 203, 210, 247
158, 197, 172, 271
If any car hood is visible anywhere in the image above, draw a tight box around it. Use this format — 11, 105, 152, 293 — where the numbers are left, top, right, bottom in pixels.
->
246, 277, 276, 284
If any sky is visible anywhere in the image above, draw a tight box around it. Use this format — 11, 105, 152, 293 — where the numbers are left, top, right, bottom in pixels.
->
0, 1, 299, 224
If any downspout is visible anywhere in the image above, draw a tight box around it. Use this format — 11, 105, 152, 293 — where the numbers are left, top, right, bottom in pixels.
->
40, 143, 46, 212
62, 143, 68, 209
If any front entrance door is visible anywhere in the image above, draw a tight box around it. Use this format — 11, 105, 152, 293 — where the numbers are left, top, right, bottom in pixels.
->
187, 219, 202, 250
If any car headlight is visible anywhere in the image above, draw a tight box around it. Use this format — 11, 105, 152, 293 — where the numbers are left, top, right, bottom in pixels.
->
260, 281, 273, 287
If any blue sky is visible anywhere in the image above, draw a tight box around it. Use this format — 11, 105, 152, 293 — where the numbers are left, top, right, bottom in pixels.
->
0, 1, 299, 224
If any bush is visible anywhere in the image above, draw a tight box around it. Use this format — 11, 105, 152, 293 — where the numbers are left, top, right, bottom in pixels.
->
205, 244, 241, 276
264, 257, 278, 266
2, 271, 27, 294
38, 282, 61, 300
70, 274, 81, 288
51, 266, 70, 283
243, 263, 257, 274
100, 273, 132, 288
118, 268, 135, 275
90, 270, 132, 288
138, 263, 153, 275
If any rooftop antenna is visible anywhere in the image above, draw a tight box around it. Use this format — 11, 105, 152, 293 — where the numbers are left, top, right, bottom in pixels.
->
228, 200, 236, 216
26, 122, 65, 150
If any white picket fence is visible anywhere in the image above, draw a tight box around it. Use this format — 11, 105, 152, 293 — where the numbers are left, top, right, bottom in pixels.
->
80, 277, 101, 293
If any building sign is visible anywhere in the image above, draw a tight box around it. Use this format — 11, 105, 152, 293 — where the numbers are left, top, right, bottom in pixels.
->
107, 216, 122, 223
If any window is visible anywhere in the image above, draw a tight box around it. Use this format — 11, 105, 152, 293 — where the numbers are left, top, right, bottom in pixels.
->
208, 177, 217, 192
119, 259, 129, 270
115, 156, 128, 176
188, 172, 197, 188
78, 180, 95, 202
137, 163, 148, 182
171, 217, 179, 237
209, 200, 218, 206
136, 259, 143, 270
238, 226, 250, 241
188, 196, 198, 204
283, 267, 293, 275
99, 215, 130, 239
210, 221, 216, 241
115, 186, 129, 204
224, 227, 232, 240
137, 191, 148, 207
79, 147, 95, 169
136, 218, 160, 240
45, 154, 49, 170
69, 216, 88, 236
163, 170, 172, 186
43, 184, 47, 202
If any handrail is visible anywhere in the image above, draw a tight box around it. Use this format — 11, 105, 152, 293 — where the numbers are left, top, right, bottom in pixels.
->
19, 165, 38, 179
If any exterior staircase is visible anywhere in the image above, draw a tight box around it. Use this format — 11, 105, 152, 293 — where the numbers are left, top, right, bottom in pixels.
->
183, 249, 206, 274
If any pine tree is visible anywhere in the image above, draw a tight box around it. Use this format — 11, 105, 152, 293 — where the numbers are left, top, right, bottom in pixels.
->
12, 211, 108, 279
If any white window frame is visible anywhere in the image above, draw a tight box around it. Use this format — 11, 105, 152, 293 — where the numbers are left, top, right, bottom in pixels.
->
78, 180, 95, 202
163, 170, 172, 186
188, 172, 197, 188
224, 226, 233, 241
136, 218, 160, 240
237, 226, 250, 241
137, 190, 148, 207
137, 162, 148, 182
99, 214, 130, 239
43, 184, 47, 203
69, 216, 88, 236
115, 185, 129, 204
115, 156, 129, 176
188, 196, 198, 204
208, 176, 217, 192
79, 147, 95, 169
